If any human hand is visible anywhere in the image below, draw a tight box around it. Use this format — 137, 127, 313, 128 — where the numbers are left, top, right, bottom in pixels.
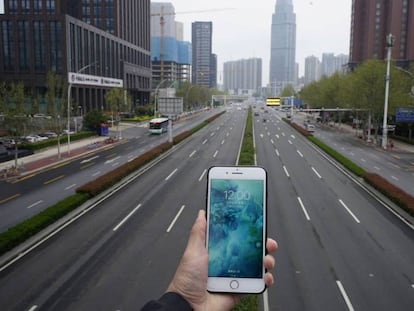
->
167, 210, 278, 311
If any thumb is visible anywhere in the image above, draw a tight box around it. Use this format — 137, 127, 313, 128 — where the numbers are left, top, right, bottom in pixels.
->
187, 210, 207, 251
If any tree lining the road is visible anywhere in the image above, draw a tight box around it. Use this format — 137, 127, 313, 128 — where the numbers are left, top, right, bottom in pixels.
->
300, 61, 414, 140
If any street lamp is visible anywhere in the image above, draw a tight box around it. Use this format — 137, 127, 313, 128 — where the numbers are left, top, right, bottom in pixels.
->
67, 62, 98, 154
382, 33, 394, 150
154, 78, 168, 117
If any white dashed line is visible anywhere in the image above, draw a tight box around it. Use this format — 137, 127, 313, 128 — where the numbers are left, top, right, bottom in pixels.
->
27, 200, 43, 209
167, 205, 185, 233
165, 168, 178, 181
298, 197, 311, 221
339, 199, 360, 224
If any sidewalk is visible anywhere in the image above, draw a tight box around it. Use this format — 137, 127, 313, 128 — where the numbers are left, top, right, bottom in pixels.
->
296, 111, 414, 154
0, 135, 111, 178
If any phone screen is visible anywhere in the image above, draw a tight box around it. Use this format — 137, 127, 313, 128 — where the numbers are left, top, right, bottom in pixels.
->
207, 178, 264, 279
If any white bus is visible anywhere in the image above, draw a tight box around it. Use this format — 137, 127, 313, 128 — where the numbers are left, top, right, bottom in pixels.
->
149, 117, 169, 134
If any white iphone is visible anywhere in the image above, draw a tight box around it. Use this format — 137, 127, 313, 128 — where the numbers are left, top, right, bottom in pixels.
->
206, 166, 267, 293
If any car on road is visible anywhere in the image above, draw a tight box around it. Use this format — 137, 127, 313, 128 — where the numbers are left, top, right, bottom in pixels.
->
305, 123, 316, 132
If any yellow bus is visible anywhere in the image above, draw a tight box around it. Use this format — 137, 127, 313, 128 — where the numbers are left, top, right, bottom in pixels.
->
266, 97, 281, 107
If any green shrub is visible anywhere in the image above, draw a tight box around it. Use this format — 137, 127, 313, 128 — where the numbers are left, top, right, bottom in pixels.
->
0, 193, 89, 256
238, 107, 255, 166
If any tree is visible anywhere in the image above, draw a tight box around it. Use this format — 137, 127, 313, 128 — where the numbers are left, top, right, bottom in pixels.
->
83, 110, 106, 132
280, 84, 295, 98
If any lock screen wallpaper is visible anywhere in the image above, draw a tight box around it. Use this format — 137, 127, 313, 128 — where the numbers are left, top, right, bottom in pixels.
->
208, 178, 264, 278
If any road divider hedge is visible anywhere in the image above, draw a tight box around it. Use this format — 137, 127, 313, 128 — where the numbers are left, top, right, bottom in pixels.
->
286, 120, 414, 217
0, 111, 225, 258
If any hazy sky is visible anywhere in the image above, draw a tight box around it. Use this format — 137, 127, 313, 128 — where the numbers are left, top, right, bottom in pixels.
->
170, 0, 352, 84
0, 0, 352, 84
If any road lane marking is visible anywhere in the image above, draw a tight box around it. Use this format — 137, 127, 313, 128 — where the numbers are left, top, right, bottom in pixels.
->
271, 139, 274, 144
189, 150, 197, 158
312, 167, 322, 179
0, 193, 21, 204
105, 153, 117, 159
165, 168, 178, 181
44, 175, 65, 185
336, 281, 355, 311
105, 156, 121, 164
199, 169, 207, 182
27, 200, 43, 209
202, 139, 208, 144
221, 140, 225, 145
283, 166, 290, 178
80, 162, 95, 170
112, 162, 120, 167
339, 199, 360, 224
275, 134, 280, 139
210, 132, 215, 137
11, 173, 37, 183
298, 197, 311, 221
291, 135, 296, 139
80, 155, 100, 164
167, 205, 185, 233
361, 158, 366, 163
275, 149, 280, 157
213, 150, 219, 158
28, 306, 38, 311
297, 150, 304, 158
288, 140, 293, 144
391, 176, 399, 181
113, 204, 142, 232
92, 171, 101, 177
65, 184, 77, 190
374, 166, 381, 171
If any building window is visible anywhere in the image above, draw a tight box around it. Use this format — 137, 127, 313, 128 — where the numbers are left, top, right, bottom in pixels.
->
18, 21, 30, 71
2, 21, 14, 70
34, 0, 42, 14
34, 21, 46, 70
50, 21, 62, 71
21, 0, 30, 14
46, 0, 55, 15
9, 0, 18, 14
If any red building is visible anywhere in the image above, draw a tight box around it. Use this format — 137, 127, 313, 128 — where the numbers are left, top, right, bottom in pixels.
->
349, 0, 414, 69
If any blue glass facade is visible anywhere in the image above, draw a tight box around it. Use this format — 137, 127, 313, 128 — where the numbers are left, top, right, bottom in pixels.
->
151, 37, 191, 65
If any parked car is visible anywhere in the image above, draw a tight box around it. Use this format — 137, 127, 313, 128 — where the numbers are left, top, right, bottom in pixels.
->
39, 132, 58, 139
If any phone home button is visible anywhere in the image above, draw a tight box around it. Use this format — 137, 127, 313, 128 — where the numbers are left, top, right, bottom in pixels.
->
230, 280, 239, 289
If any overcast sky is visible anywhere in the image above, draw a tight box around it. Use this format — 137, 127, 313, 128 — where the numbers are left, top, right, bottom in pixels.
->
0, 0, 352, 84
170, 0, 352, 84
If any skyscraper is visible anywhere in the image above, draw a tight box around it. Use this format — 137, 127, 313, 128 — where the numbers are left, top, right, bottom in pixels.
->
223, 58, 262, 95
192, 21, 215, 89
151, 2, 191, 87
269, 0, 296, 95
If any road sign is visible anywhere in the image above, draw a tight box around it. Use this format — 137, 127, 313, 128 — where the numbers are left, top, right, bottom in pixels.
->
396, 107, 414, 122
158, 97, 183, 115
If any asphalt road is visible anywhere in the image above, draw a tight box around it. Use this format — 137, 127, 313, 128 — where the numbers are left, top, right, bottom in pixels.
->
0, 109, 222, 232
0, 106, 413, 310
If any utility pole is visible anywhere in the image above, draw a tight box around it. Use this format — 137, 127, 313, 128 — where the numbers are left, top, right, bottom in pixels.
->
382, 33, 394, 150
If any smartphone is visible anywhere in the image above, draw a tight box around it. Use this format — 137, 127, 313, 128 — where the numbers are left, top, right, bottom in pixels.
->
206, 166, 267, 293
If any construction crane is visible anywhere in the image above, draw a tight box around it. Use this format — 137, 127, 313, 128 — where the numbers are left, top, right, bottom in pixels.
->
151, 7, 234, 83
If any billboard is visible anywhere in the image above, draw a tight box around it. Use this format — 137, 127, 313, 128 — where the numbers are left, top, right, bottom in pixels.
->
158, 97, 183, 115
68, 73, 123, 88
266, 97, 281, 106
396, 107, 414, 122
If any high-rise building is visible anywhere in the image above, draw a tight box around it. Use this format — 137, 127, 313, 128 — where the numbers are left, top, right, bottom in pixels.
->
349, 0, 414, 69
269, 0, 296, 95
223, 58, 262, 95
0, 0, 152, 113
192, 21, 215, 89
304, 56, 321, 85
151, 2, 191, 87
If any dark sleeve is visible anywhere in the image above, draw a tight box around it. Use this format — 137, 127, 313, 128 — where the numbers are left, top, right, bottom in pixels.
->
140, 292, 192, 311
